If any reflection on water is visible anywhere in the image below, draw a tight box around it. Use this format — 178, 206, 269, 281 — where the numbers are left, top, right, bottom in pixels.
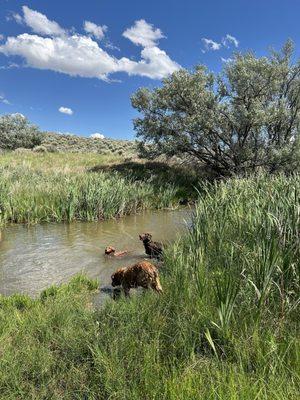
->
0, 208, 191, 297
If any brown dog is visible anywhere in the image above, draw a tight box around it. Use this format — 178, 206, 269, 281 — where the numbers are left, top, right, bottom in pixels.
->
139, 233, 163, 259
105, 246, 128, 257
111, 261, 163, 297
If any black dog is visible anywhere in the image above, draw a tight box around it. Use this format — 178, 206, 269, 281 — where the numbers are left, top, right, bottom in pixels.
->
139, 233, 163, 259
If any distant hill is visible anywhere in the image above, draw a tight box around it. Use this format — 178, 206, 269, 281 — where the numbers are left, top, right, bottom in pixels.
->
37, 131, 137, 156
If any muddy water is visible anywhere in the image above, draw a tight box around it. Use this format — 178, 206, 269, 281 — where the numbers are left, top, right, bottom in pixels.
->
0, 208, 191, 297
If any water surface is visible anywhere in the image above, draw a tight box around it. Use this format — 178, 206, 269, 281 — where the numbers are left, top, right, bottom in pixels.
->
0, 208, 191, 297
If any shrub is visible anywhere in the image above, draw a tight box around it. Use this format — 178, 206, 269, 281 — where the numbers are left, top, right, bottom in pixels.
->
0, 114, 42, 150
33, 145, 48, 153
132, 40, 300, 176
13, 147, 32, 154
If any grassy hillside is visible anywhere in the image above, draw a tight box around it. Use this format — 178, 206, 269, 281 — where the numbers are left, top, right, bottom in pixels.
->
0, 175, 299, 399
37, 131, 137, 156
0, 152, 197, 226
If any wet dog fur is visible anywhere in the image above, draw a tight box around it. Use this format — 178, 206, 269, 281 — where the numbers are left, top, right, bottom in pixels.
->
105, 246, 128, 257
111, 260, 163, 297
139, 233, 163, 259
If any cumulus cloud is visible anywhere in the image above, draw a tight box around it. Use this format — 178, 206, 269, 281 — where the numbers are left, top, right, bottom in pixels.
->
118, 46, 179, 79
0, 34, 179, 80
123, 19, 165, 47
0, 8, 179, 81
222, 34, 239, 48
1, 8, 179, 80
21, 6, 65, 36
0, 34, 119, 79
90, 132, 105, 139
59, 106, 73, 115
84, 21, 107, 40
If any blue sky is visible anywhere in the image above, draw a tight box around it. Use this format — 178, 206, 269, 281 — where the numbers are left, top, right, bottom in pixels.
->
0, 0, 300, 140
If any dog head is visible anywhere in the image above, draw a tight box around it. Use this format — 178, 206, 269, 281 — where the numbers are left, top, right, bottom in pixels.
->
111, 268, 125, 287
105, 246, 115, 255
139, 233, 152, 243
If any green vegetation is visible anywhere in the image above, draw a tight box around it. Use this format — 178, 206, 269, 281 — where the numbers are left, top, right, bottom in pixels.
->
0, 41, 299, 399
132, 40, 300, 176
0, 152, 197, 226
0, 113, 137, 156
0, 175, 299, 399
0, 114, 42, 150
39, 131, 137, 156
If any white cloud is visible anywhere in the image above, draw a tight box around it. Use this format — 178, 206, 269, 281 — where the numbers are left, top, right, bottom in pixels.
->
84, 21, 107, 40
59, 106, 73, 115
104, 41, 120, 51
12, 13, 23, 24
202, 34, 239, 53
0, 33, 117, 79
0, 33, 179, 80
90, 132, 105, 139
0, 95, 11, 105
0, 34, 118, 79
118, 46, 179, 79
123, 19, 165, 47
201, 38, 222, 52
1, 8, 179, 81
22, 6, 65, 36
222, 34, 239, 48
0, 62, 20, 70
0, 34, 4, 41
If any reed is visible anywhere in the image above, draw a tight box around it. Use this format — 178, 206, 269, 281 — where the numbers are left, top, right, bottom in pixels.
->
0, 152, 188, 226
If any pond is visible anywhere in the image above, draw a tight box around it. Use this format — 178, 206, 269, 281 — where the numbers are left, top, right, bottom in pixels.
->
0, 208, 192, 297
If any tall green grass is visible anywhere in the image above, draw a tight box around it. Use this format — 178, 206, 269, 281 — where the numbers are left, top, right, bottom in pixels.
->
0, 175, 299, 399
0, 153, 185, 225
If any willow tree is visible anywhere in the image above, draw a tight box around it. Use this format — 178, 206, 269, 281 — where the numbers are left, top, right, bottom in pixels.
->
132, 41, 300, 176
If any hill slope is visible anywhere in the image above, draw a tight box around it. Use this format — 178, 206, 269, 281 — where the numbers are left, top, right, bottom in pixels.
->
38, 131, 137, 156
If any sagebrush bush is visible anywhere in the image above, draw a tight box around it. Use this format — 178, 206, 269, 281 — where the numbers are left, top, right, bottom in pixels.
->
32, 145, 48, 153
40, 131, 137, 156
133, 41, 300, 176
0, 114, 42, 150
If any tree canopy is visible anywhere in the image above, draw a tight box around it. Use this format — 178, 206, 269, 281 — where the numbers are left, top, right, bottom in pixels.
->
132, 41, 300, 176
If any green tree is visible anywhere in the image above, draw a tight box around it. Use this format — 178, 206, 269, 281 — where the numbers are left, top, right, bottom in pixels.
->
0, 113, 42, 150
132, 41, 300, 176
